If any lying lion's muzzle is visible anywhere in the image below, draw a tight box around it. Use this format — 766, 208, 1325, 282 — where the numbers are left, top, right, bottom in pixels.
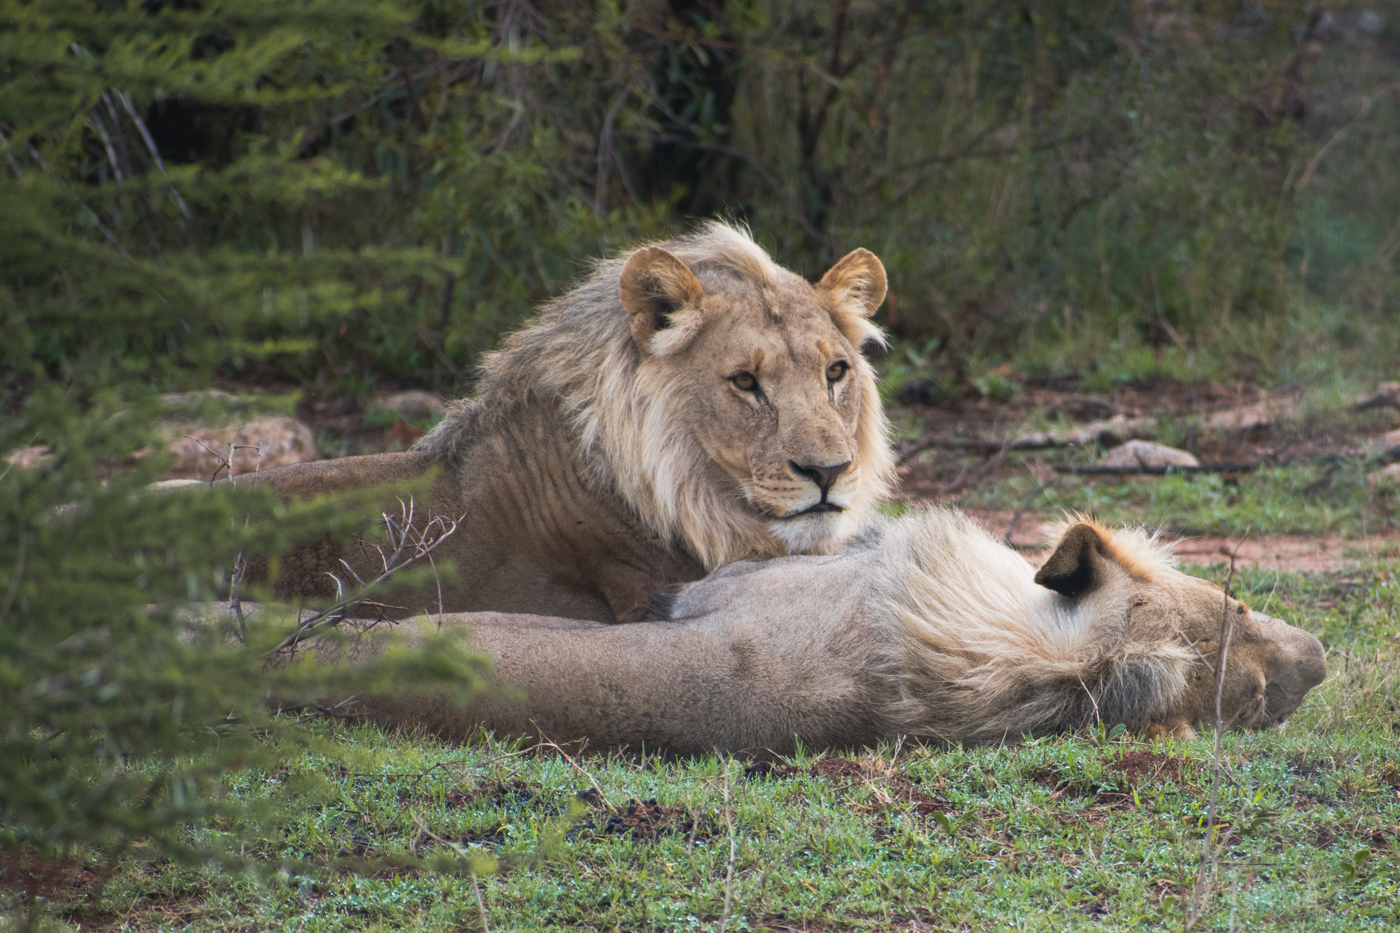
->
1252, 610, 1328, 726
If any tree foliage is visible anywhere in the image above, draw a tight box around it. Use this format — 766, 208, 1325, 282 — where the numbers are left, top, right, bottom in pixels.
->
9, 0, 1393, 394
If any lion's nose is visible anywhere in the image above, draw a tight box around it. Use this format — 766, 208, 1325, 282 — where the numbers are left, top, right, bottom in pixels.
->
789, 460, 851, 493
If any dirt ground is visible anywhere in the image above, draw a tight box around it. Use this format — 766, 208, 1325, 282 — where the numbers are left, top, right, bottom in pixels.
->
959, 507, 1400, 572
890, 376, 1400, 572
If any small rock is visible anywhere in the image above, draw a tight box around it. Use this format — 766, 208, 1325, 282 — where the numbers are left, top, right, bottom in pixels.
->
148, 479, 206, 491
1370, 428, 1400, 456
159, 389, 236, 407
1357, 382, 1400, 411
4, 446, 53, 470
1366, 463, 1400, 488
163, 416, 319, 479
1099, 440, 1200, 469
373, 390, 445, 420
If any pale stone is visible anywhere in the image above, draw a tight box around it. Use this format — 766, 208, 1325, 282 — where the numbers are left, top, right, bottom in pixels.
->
1367, 463, 1400, 488
159, 389, 235, 406
163, 416, 319, 479
1370, 428, 1400, 455
149, 479, 206, 490
4, 446, 53, 470
1099, 440, 1201, 469
372, 390, 446, 420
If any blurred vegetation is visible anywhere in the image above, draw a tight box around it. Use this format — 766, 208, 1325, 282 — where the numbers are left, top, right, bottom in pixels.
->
0, 391, 492, 887
4, 0, 1400, 896
4, 0, 1398, 402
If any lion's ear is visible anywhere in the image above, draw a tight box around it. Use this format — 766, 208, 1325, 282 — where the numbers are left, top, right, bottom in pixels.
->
818, 248, 887, 318
1035, 523, 1113, 599
619, 246, 705, 355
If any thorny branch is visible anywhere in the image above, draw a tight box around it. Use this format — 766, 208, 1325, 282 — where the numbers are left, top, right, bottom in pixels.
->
183, 438, 267, 642
182, 436, 263, 486
262, 500, 458, 658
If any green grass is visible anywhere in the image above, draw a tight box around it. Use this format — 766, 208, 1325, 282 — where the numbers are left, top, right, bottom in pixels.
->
9, 562, 1400, 932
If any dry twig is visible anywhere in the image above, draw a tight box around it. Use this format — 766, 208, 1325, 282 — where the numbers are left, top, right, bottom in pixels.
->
1186, 548, 1239, 931
1004, 478, 1055, 546
719, 761, 738, 933
262, 499, 458, 658
530, 733, 615, 814
471, 871, 491, 933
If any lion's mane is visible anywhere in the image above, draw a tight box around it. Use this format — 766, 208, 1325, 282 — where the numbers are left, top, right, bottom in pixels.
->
874, 511, 1197, 741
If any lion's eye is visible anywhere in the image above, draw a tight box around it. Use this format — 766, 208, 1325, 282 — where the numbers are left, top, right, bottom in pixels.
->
826, 361, 849, 382
731, 372, 758, 392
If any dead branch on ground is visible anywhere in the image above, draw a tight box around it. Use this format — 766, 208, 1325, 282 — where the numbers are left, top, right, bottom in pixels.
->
904, 384, 1400, 456
1056, 445, 1400, 477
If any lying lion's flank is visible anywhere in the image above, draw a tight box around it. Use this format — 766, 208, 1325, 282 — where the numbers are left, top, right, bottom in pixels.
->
229, 222, 894, 623
276, 509, 1327, 755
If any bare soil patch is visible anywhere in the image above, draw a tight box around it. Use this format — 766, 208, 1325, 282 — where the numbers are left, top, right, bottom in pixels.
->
572, 789, 709, 842
1106, 749, 1184, 784
0, 848, 96, 899
1032, 750, 1186, 810
959, 508, 1400, 572
806, 757, 953, 815
444, 778, 542, 811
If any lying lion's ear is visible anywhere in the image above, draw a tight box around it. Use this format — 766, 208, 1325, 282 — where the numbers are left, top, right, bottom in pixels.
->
818, 248, 887, 318
1035, 523, 1112, 598
619, 246, 705, 354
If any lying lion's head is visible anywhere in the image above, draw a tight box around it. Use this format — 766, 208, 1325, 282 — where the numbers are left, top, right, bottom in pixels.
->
882, 512, 1328, 741
427, 222, 896, 570
1031, 520, 1329, 737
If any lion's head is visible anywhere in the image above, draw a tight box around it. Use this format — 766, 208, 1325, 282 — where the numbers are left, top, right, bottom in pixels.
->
420, 222, 894, 569
1029, 520, 1328, 736
880, 513, 1328, 741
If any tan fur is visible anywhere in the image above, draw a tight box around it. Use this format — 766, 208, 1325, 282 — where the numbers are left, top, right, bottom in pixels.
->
280, 509, 1326, 755
231, 223, 894, 622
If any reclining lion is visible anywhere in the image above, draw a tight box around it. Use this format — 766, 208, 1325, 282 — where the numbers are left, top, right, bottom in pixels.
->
234, 222, 894, 622
285, 511, 1327, 755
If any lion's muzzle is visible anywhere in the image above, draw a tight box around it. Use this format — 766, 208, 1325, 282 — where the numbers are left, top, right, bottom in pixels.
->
778, 459, 852, 519
1252, 610, 1327, 727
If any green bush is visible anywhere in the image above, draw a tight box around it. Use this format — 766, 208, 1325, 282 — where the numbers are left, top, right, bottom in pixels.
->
0, 0, 497, 872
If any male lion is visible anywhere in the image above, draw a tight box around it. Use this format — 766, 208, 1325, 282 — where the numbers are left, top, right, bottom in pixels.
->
284, 510, 1327, 756
234, 223, 894, 622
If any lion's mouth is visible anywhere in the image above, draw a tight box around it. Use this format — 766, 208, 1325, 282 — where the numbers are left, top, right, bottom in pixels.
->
783, 502, 845, 518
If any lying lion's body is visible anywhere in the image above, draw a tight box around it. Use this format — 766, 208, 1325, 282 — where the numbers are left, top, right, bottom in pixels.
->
236, 223, 894, 621
291, 510, 1326, 755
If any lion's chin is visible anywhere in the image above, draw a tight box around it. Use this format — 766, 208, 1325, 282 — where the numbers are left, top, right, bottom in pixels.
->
766, 509, 856, 555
